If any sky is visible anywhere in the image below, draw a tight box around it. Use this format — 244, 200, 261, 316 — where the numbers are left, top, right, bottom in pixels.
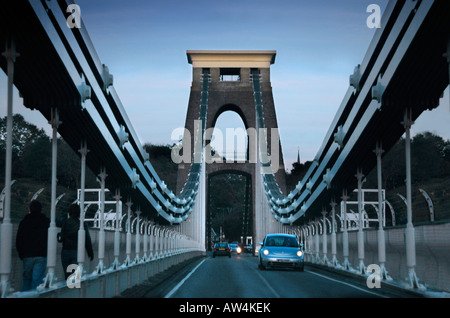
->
1, 0, 449, 171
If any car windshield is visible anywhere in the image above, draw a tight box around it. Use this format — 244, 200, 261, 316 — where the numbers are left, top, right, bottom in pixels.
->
265, 236, 299, 248
215, 243, 228, 248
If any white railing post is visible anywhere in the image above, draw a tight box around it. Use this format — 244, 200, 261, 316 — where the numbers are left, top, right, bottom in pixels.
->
156, 227, 161, 260
356, 168, 366, 274
330, 201, 338, 267
96, 168, 107, 274
311, 224, 315, 262
175, 232, 180, 255
43, 108, 61, 288
149, 225, 154, 261
375, 142, 391, 280
112, 189, 121, 270
306, 224, 312, 261
321, 211, 328, 265
143, 220, 148, 262
134, 210, 141, 263
162, 228, 167, 258
124, 200, 132, 266
168, 231, 172, 257
314, 220, 320, 263
77, 142, 89, 276
402, 109, 420, 288
164, 228, 168, 258
0, 39, 19, 298
341, 189, 350, 270
300, 227, 306, 253
303, 226, 308, 256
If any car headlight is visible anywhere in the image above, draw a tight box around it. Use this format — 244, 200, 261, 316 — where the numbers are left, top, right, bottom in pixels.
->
263, 249, 269, 256
236, 247, 242, 254
297, 250, 303, 257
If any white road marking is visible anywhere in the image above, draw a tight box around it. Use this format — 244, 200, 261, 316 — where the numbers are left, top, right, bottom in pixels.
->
165, 256, 386, 298
253, 269, 282, 298
306, 270, 387, 298
164, 259, 207, 298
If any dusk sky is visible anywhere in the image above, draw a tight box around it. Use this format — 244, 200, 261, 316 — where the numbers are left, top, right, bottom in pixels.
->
1, 0, 449, 170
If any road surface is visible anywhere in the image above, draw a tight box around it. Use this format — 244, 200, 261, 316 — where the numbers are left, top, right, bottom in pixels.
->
143, 253, 409, 298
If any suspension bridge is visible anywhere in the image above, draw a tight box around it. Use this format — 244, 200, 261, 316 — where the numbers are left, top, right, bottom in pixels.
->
0, 0, 449, 298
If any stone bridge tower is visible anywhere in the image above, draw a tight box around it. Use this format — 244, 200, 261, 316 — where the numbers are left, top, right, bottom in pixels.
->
176, 50, 287, 250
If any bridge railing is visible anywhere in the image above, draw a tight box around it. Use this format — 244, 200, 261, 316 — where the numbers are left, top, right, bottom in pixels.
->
255, 0, 450, 292
286, 219, 450, 293
0, 0, 211, 297
5, 217, 203, 298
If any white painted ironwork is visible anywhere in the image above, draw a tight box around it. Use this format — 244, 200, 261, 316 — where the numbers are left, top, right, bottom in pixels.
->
330, 201, 339, 267
42, 108, 61, 289
77, 142, 89, 276
341, 188, 386, 229
341, 189, 351, 270
356, 169, 366, 274
418, 188, 434, 222
30, 187, 44, 202
0, 180, 16, 219
0, 38, 19, 298
375, 142, 391, 280
2, 0, 448, 297
402, 109, 420, 289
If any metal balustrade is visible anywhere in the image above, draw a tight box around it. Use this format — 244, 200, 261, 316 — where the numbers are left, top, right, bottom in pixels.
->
1, 0, 450, 297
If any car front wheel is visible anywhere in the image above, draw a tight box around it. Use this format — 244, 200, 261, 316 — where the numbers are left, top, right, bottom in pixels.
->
258, 261, 265, 270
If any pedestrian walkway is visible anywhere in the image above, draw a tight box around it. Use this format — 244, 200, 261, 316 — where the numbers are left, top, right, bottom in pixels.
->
116, 256, 205, 298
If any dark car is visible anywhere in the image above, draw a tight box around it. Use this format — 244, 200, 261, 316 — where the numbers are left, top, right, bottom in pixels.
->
213, 242, 231, 258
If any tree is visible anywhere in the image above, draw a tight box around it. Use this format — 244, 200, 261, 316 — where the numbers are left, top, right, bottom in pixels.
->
366, 132, 450, 190
1, 115, 98, 189
411, 132, 443, 182
0, 114, 49, 178
209, 173, 249, 242
381, 139, 406, 190
285, 160, 312, 192
21, 135, 52, 182
0, 114, 48, 156
144, 143, 178, 191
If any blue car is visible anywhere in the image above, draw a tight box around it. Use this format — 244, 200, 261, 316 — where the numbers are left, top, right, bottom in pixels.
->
258, 234, 304, 271
229, 241, 242, 254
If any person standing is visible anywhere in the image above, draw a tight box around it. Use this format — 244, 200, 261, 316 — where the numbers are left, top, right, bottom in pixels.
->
16, 200, 50, 291
60, 203, 94, 279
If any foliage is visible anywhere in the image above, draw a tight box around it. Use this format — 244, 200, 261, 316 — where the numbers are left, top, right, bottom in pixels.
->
0, 115, 97, 220
208, 173, 251, 242
365, 132, 450, 189
285, 132, 450, 193
144, 143, 178, 191
2, 115, 449, 225
285, 160, 313, 192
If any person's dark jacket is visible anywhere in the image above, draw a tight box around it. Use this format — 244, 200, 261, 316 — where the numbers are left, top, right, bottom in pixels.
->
60, 217, 94, 260
16, 213, 50, 260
